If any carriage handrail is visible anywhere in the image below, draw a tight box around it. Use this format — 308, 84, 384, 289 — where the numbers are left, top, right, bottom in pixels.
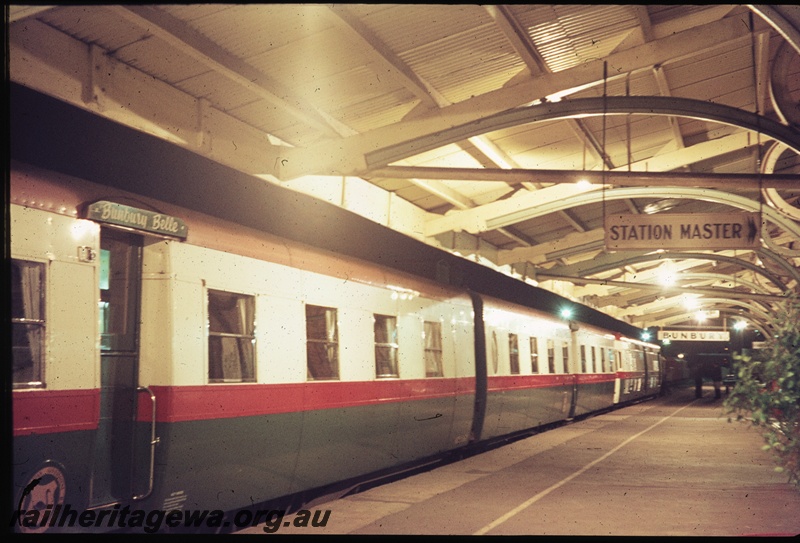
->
132, 386, 160, 501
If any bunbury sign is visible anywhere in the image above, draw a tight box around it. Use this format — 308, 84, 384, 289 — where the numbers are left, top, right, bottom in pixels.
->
605, 212, 760, 250
658, 330, 730, 342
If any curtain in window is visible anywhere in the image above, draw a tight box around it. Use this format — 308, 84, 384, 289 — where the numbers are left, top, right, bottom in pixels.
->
509, 334, 519, 374
306, 306, 339, 380
530, 337, 539, 374
374, 315, 398, 378
424, 321, 443, 377
12, 261, 43, 384
208, 290, 254, 382
490, 331, 498, 374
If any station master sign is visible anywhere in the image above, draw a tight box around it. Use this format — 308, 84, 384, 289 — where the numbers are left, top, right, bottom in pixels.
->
605, 212, 760, 251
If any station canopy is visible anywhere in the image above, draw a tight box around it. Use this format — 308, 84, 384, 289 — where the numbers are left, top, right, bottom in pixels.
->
8, 4, 800, 338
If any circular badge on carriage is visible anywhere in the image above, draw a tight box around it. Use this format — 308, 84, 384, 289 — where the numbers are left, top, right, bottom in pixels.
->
14, 463, 67, 533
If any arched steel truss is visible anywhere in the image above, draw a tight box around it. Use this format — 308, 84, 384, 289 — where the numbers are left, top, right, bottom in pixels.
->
372, 96, 800, 316
634, 298, 774, 325
661, 273, 779, 295
655, 305, 772, 338
762, 141, 800, 227
542, 251, 792, 293
476, 186, 800, 238
365, 96, 800, 170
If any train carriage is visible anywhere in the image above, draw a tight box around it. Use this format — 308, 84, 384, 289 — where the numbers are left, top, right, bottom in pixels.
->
614, 337, 663, 404
571, 326, 618, 416
10, 156, 662, 533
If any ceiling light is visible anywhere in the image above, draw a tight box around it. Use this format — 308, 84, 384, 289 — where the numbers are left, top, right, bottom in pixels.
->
642, 199, 682, 214
657, 261, 677, 286
696, 311, 707, 322
683, 295, 701, 311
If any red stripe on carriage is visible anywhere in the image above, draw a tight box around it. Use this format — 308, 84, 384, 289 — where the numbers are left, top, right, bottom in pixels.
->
14, 373, 622, 428
486, 373, 615, 391
616, 371, 646, 379
13, 389, 100, 436
145, 377, 477, 423
487, 373, 576, 390
146, 373, 600, 423
576, 373, 617, 385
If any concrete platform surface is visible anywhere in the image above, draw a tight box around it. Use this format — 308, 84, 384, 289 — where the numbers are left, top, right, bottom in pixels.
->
236, 385, 800, 536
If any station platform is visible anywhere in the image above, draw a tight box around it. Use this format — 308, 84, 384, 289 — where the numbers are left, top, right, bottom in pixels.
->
236, 384, 800, 537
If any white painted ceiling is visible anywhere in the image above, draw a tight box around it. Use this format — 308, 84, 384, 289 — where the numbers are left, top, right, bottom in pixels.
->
8, 4, 800, 336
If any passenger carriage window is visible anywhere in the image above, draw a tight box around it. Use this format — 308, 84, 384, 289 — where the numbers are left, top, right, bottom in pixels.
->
489, 331, 499, 375
424, 321, 443, 377
530, 337, 539, 374
562, 342, 570, 373
591, 346, 597, 373
546, 339, 555, 374
208, 289, 255, 383
11, 260, 45, 387
374, 314, 399, 378
306, 305, 339, 380
580, 345, 587, 373
509, 333, 520, 375
600, 347, 607, 372
636, 350, 645, 370
652, 352, 661, 372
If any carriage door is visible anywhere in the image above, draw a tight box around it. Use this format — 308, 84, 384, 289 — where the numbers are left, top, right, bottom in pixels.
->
90, 228, 143, 506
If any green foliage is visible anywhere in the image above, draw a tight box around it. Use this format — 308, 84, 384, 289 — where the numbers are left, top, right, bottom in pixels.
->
724, 295, 800, 487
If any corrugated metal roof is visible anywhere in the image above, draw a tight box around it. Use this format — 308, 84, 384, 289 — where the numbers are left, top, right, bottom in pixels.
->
512, 4, 640, 72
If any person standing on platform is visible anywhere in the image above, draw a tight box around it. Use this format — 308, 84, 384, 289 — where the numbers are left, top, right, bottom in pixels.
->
710, 358, 723, 399
688, 356, 703, 399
